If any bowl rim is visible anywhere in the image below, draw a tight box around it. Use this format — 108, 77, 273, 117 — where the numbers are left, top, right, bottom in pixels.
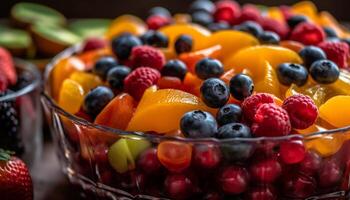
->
0, 58, 41, 102
42, 44, 350, 143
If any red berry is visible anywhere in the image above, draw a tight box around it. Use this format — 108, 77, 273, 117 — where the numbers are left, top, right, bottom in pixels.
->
249, 158, 282, 183
203, 192, 221, 200
131, 45, 166, 70
164, 174, 193, 200
0, 47, 16, 85
82, 37, 107, 52
246, 185, 277, 200
193, 144, 221, 169
121, 171, 146, 191
238, 4, 261, 23
241, 93, 275, 122
318, 41, 350, 68
137, 148, 162, 174
0, 73, 8, 92
298, 150, 322, 176
124, 67, 161, 99
318, 159, 343, 188
280, 6, 293, 20
290, 22, 325, 45
260, 17, 290, 39
214, 0, 241, 25
147, 15, 171, 30
280, 139, 306, 164
219, 166, 249, 194
282, 94, 318, 130
93, 144, 109, 164
251, 103, 291, 137
283, 173, 316, 198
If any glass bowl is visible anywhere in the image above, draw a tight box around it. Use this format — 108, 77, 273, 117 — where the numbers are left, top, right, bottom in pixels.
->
1, 58, 42, 166
42, 45, 350, 200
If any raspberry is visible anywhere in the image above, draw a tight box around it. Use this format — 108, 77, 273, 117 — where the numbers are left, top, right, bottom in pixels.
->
131, 45, 166, 70
260, 17, 289, 39
146, 15, 171, 30
238, 4, 261, 23
282, 94, 318, 129
318, 41, 349, 68
81, 37, 107, 52
241, 93, 275, 122
289, 22, 325, 45
214, 0, 241, 25
280, 6, 293, 20
251, 103, 291, 137
124, 67, 161, 99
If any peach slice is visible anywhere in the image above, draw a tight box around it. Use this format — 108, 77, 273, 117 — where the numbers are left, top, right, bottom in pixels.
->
254, 61, 282, 98
58, 79, 84, 114
126, 86, 214, 133
105, 15, 146, 39
69, 71, 103, 94
319, 95, 350, 128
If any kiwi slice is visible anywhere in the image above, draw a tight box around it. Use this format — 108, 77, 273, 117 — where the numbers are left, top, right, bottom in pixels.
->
11, 2, 66, 28
31, 24, 81, 56
68, 19, 112, 39
0, 27, 34, 57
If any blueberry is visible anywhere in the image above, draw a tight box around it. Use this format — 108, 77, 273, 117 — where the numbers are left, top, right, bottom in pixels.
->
229, 74, 254, 101
149, 7, 171, 18
195, 58, 224, 80
287, 15, 308, 29
180, 110, 217, 138
93, 56, 118, 80
310, 59, 340, 84
216, 123, 254, 161
200, 78, 230, 108
276, 63, 308, 86
258, 31, 280, 45
189, 0, 215, 14
216, 104, 242, 126
323, 27, 338, 38
234, 21, 263, 37
191, 11, 213, 26
83, 86, 114, 116
161, 59, 188, 80
175, 34, 193, 54
216, 123, 251, 139
112, 34, 142, 60
106, 66, 131, 90
140, 31, 169, 48
299, 46, 327, 68
207, 22, 230, 32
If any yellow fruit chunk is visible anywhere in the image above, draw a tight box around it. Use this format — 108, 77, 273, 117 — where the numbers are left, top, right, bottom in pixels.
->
52, 57, 85, 100
69, 71, 103, 94
58, 79, 84, 114
159, 23, 211, 51
254, 61, 281, 98
205, 30, 259, 61
329, 71, 350, 96
306, 134, 345, 157
224, 46, 302, 80
267, 7, 285, 23
319, 95, 350, 128
127, 86, 214, 133
106, 15, 146, 39
318, 11, 347, 38
291, 1, 318, 23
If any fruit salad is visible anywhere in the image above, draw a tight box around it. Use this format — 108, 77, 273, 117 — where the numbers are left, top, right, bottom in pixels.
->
0, 47, 42, 165
44, 1, 350, 199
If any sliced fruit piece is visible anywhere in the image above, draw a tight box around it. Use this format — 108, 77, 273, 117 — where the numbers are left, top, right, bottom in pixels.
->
95, 93, 136, 130
0, 28, 33, 57
206, 30, 259, 61
220, 69, 235, 85
126, 86, 214, 133
183, 72, 203, 97
318, 11, 347, 38
267, 7, 285, 23
11, 2, 66, 27
157, 141, 192, 172
69, 19, 112, 39
58, 79, 84, 114
280, 40, 304, 53
51, 57, 85, 100
291, 1, 318, 23
329, 71, 350, 96
254, 61, 282, 98
159, 23, 211, 51
125, 137, 151, 159
31, 24, 82, 56
319, 95, 350, 128
69, 71, 103, 94
179, 45, 222, 73
224, 46, 302, 81
305, 134, 345, 157
108, 139, 135, 173
106, 15, 146, 39
78, 47, 113, 70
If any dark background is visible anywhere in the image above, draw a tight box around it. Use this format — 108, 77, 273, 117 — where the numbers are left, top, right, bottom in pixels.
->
0, 0, 349, 21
